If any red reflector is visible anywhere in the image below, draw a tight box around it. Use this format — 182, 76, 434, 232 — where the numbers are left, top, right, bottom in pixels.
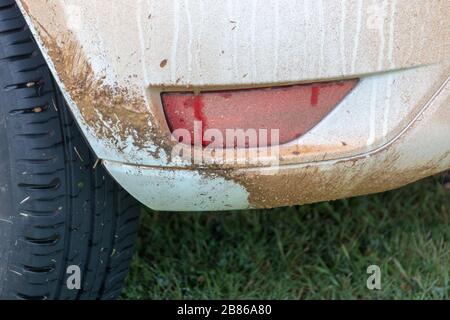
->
162, 80, 357, 148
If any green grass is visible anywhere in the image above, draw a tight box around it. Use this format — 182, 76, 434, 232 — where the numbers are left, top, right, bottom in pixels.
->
123, 175, 449, 300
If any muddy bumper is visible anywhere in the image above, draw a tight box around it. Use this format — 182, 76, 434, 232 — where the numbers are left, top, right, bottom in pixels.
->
17, 0, 450, 210
104, 80, 450, 211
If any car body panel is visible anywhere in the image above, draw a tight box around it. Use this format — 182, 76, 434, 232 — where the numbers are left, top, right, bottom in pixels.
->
108, 77, 450, 210
17, 0, 450, 210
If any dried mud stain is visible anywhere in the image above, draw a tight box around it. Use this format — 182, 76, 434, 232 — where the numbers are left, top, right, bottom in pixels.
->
52, 37, 161, 152
22, 3, 168, 156
228, 152, 449, 209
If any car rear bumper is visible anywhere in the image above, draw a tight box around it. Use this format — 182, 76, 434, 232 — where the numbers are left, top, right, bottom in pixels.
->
105, 77, 450, 211
18, 0, 450, 210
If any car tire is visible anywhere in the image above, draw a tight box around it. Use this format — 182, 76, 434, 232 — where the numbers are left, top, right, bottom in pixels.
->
0, 0, 140, 300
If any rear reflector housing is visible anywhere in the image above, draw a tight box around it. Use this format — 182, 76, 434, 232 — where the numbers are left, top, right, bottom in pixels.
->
162, 79, 358, 148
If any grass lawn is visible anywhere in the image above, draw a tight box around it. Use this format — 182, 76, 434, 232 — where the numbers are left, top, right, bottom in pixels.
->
123, 175, 449, 300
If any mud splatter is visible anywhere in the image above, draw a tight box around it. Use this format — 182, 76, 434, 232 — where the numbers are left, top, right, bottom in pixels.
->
228, 153, 447, 209
20, 1, 171, 157
160, 59, 168, 68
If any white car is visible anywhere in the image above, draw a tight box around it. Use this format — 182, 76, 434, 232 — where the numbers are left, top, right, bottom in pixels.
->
0, 0, 448, 299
